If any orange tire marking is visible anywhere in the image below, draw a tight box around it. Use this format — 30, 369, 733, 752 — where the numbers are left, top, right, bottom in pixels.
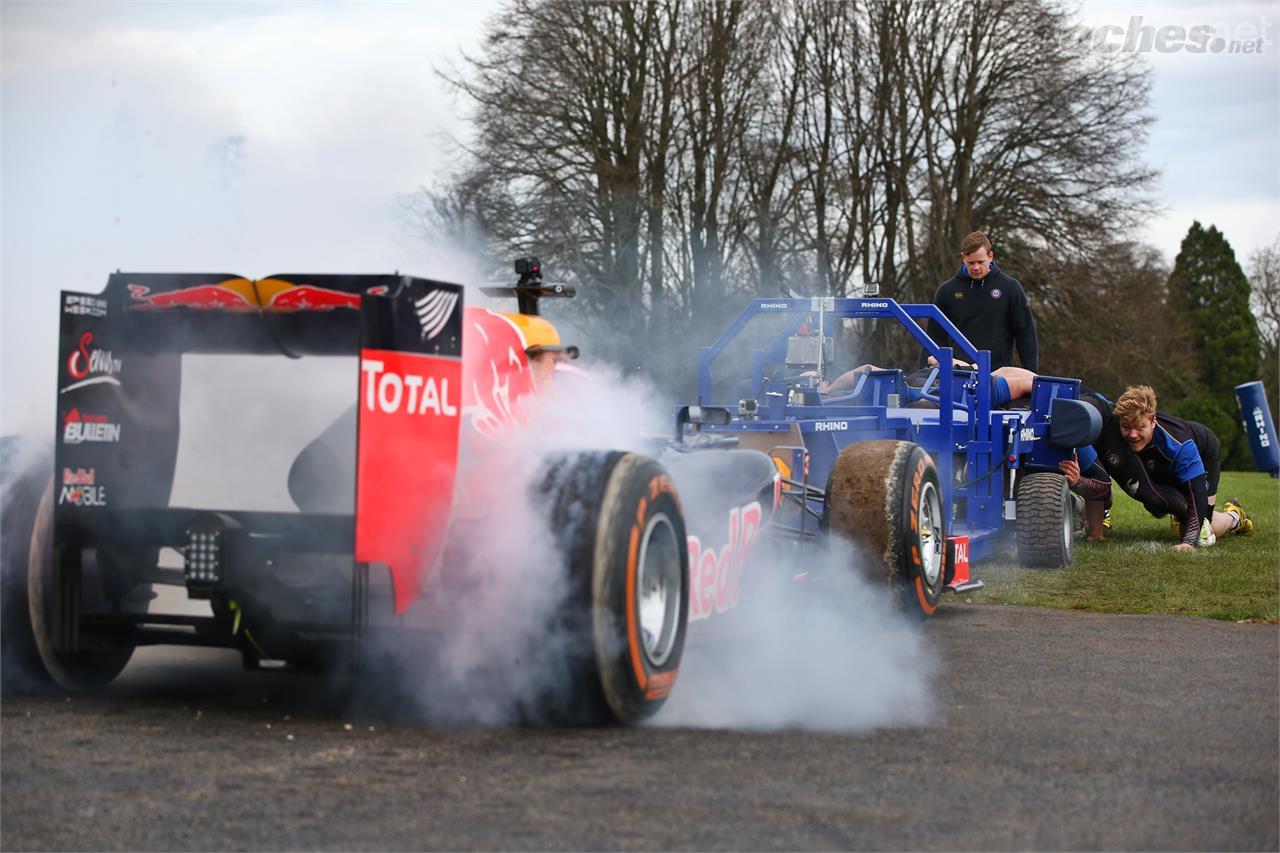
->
914, 576, 937, 615
625, 513, 647, 692
645, 670, 676, 700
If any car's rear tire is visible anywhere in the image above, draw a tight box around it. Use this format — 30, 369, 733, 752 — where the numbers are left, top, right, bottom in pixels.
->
2, 438, 52, 691
543, 451, 688, 724
1015, 472, 1073, 568
824, 440, 946, 618
27, 476, 134, 690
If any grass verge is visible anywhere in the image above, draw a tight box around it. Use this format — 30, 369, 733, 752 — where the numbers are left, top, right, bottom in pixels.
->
967, 470, 1279, 622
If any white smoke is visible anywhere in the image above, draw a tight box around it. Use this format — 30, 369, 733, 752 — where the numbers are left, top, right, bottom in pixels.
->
653, 534, 938, 732
0, 436, 54, 693
346, 358, 667, 725
353, 347, 936, 731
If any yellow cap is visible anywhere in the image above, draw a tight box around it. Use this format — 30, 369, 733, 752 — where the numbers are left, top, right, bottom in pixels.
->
505, 313, 579, 358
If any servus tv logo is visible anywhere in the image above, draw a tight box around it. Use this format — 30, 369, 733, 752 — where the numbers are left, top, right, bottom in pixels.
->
61, 332, 122, 394
59, 467, 107, 507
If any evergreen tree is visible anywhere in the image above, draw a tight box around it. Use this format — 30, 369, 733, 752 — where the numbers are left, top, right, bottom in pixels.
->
1167, 222, 1261, 468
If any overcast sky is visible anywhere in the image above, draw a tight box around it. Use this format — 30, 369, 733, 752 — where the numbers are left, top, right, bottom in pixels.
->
2, 0, 1277, 434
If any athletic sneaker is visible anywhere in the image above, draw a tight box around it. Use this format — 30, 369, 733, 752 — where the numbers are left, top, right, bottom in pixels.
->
1198, 518, 1216, 548
1222, 498, 1254, 535
1102, 508, 1112, 530
1170, 515, 1181, 537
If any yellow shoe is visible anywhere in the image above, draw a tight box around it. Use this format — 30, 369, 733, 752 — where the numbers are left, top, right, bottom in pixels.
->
1169, 515, 1182, 537
1222, 499, 1253, 535
1102, 508, 1113, 530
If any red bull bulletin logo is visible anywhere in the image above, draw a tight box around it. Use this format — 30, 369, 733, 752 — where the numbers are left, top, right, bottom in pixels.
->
62, 409, 121, 444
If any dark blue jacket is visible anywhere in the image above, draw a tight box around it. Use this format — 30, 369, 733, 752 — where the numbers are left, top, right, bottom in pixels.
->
918, 262, 1038, 371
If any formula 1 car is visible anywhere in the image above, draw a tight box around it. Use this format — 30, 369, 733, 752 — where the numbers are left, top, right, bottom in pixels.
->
679, 290, 1102, 617
0, 261, 777, 725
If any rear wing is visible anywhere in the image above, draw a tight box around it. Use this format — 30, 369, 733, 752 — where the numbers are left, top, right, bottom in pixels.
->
54, 272, 463, 613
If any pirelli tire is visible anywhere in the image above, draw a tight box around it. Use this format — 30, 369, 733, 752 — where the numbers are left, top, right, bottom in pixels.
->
1015, 472, 1074, 569
824, 440, 946, 619
27, 475, 135, 690
1, 438, 50, 690
543, 451, 688, 725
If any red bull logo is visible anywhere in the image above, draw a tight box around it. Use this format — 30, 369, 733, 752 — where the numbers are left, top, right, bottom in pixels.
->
265, 284, 360, 312
461, 308, 536, 436
63, 332, 122, 394
62, 467, 95, 485
126, 279, 361, 312
128, 283, 256, 311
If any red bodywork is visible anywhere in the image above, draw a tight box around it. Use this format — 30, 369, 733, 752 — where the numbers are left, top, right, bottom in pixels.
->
71, 271, 770, 629
353, 304, 549, 612
354, 349, 463, 613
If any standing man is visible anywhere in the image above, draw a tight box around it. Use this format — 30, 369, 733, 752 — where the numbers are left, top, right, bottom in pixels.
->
919, 231, 1039, 371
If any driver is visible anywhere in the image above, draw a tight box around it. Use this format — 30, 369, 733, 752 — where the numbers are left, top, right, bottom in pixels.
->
505, 314, 579, 390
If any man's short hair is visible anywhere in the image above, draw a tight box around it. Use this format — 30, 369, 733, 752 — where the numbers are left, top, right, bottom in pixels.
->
959, 231, 992, 256
1114, 385, 1158, 424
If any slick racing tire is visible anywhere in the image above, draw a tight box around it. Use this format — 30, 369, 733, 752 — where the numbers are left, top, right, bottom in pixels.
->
1, 438, 51, 691
543, 451, 688, 725
1015, 472, 1073, 569
824, 440, 946, 619
27, 476, 134, 690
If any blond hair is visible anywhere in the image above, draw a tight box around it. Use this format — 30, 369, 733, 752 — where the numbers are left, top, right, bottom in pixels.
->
1114, 385, 1158, 425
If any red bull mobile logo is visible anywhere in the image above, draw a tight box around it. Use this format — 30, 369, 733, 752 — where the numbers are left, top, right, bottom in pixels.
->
59, 467, 106, 507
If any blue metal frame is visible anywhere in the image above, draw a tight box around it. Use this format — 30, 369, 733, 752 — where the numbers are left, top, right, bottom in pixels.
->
687, 297, 1078, 561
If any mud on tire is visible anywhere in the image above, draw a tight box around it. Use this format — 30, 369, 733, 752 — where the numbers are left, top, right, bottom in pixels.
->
824, 440, 946, 618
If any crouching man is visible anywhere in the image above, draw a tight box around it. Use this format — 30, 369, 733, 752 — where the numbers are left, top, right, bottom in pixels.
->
1093, 385, 1252, 552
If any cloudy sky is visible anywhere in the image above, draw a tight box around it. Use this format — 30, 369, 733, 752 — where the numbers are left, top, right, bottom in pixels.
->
2, 1, 1277, 433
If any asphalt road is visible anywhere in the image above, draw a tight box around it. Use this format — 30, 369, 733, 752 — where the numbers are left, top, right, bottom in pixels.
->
2, 603, 1276, 851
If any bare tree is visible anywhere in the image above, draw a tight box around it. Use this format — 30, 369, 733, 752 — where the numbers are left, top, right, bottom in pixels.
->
1247, 235, 1280, 411
421, 0, 1159, 388
908, 0, 1156, 282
